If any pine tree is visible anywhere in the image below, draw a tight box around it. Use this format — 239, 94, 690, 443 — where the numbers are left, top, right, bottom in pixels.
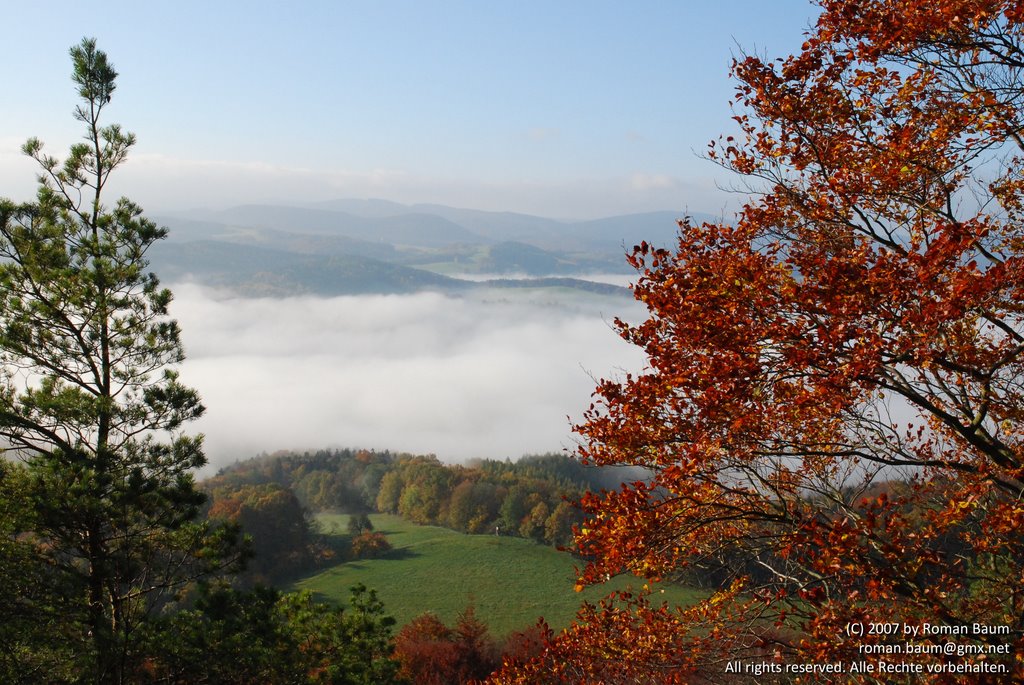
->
0, 38, 241, 683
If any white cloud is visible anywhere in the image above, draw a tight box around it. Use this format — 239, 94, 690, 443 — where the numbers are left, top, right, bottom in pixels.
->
630, 172, 676, 191
169, 285, 648, 471
0, 139, 41, 201
0, 137, 26, 154
526, 127, 561, 142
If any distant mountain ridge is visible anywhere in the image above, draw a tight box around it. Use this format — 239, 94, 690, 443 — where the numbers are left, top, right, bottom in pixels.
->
150, 240, 466, 297
152, 200, 710, 297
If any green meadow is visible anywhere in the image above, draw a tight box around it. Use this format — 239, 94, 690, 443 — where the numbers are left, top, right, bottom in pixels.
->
293, 514, 702, 638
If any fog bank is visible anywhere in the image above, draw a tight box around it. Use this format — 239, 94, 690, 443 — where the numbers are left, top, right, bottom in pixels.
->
170, 284, 648, 471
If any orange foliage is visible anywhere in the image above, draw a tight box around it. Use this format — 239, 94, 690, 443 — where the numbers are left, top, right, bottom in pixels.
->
394, 607, 499, 684
492, 1, 1024, 682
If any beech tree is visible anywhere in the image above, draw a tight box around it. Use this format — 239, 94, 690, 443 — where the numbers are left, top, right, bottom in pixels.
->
394, 607, 499, 685
0, 39, 241, 683
492, 1, 1024, 683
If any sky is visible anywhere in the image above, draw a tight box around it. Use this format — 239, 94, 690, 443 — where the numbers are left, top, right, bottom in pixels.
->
1, 0, 820, 219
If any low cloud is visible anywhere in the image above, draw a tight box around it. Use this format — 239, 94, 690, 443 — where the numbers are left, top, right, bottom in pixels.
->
170, 284, 648, 471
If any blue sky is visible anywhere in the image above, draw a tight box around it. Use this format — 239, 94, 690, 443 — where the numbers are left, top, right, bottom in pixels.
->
1, 1, 820, 218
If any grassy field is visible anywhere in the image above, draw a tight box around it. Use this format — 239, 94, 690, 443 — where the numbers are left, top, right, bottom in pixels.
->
292, 514, 703, 639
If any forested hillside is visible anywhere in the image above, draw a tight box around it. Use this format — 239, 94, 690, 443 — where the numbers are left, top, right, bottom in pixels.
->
201, 448, 645, 587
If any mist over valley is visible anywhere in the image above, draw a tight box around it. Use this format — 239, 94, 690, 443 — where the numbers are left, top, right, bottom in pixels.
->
157, 201, 668, 470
